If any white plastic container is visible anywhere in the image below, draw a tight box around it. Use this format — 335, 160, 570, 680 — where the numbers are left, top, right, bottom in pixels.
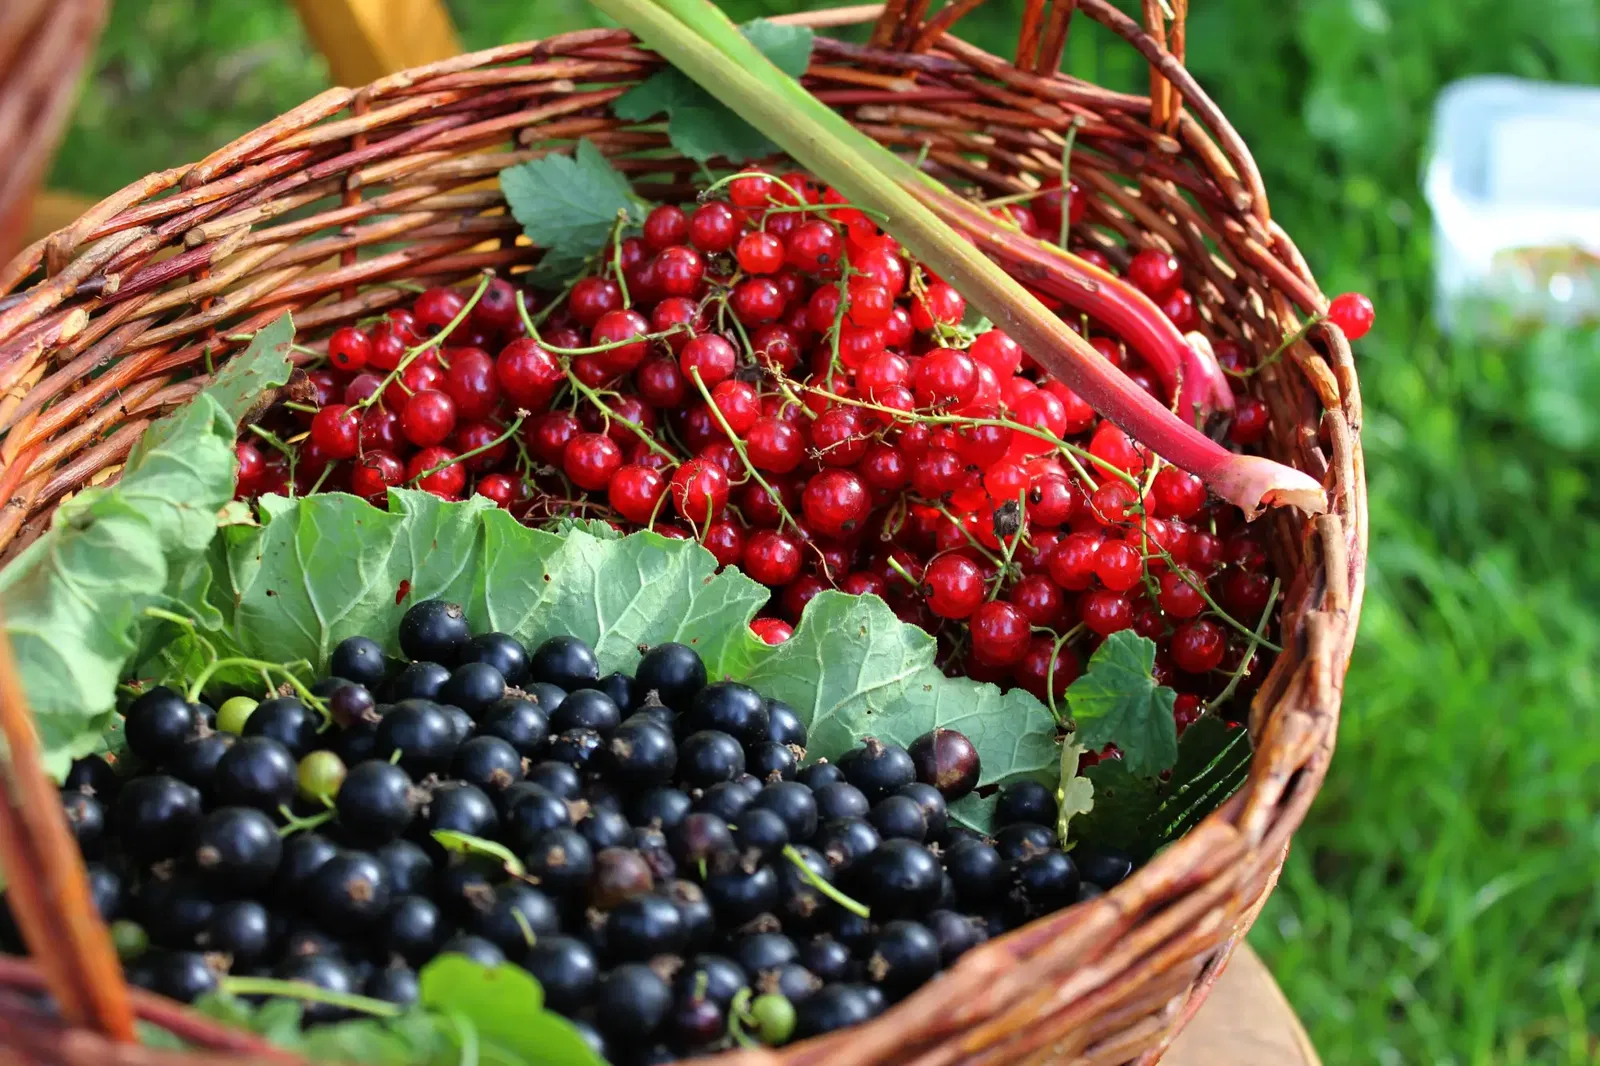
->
1424, 76, 1600, 334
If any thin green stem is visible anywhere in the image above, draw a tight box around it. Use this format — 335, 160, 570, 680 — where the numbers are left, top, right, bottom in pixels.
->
610, 211, 632, 308
687, 368, 799, 533
407, 416, 527, 486
220, 977, 401, 1018
931, 502, 1005, 568
1045, 623, 1085, 725
356, 273, 491, 412
276, 807, 334, 837
186, 658, 329, 721
142, 607, 218, 666
1057, 118, 1082, 250
1209, 577, 1281, 709
781, 844, 869, 918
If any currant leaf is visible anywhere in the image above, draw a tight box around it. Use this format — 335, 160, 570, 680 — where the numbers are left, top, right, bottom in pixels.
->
613, 19, 814, 162
1056, 735, 1096, 843
1065, 630, 1180, 776
499, 139, 646, 286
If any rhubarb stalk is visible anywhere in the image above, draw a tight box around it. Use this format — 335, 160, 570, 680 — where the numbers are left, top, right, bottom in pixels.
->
595, 0, 1326, 517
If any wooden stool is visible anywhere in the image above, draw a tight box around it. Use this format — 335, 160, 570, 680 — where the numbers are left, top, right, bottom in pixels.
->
1164, 946, 1320, 1066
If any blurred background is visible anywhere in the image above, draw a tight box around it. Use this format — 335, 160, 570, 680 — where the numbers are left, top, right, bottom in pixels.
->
31, 0, 1600, 1061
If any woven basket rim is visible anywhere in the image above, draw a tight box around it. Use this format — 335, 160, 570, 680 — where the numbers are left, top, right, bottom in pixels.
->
0, 5, 1367, 1065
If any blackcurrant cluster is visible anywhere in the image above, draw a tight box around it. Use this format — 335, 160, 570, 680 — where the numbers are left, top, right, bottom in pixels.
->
7, 598, 1133, 1062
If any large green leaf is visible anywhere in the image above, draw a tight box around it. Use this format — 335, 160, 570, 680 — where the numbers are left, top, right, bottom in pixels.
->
499, 139, 647, 285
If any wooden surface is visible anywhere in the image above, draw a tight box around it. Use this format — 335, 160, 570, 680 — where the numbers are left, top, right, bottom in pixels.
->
1163, 945, 1320, 1066
288, 0, 461, 87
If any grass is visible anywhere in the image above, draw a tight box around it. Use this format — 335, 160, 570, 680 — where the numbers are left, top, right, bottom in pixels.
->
47, 0, 1600, 1061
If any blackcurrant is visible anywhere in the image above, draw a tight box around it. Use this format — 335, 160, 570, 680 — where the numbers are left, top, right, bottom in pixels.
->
201, 899, 274, 963
595, 962, 672, 1040
926, 908, 988, 965
794, 983, 875, 1039
85, 862, 126, 921
124, 686, 202, 764
335, 760, 419, 842
546, 727, 604, 769
868, 795, 927, 842
943, 837, 1006, 906
605, 721, 677, 788
577, 807, 634, 851
64, 754, 119, 800
213, 735, 296, 813
838, 736, 917, 802
330, 635, 387, 688
441, 662, 507, 718
193, 807, 283, 891
590, 847, 655, 909
275, 832, 339, 905
476, 697, 549, 755
896, 782, 949, 841
634, 642, 706, 711
524, 826, 593, 896
671, 993, 726, 1048
683, 681, 769, 746
908, 728, 981, 801
734, 931, 798, 977
274, 954, 356, 1024
387, 661, 451, 702
136, 875, 217, 948
667, 812, 734, 868
814, 782, 870, 822
308, 851, 392, 928
375, 838, 436, 896
765, 699, 807, 748
528, 635, 600, 691
703, 862, 780, 925
503, 785, 574, 852
748, 741, 798, 782
627, 787, 691, 833
799, 935, 855, 983
452, 735, 525, 793
522, 761, 581, 801
113, 775, 202, 860
521, 935, 599, 1015
375, 699, 459, 774
732, 807, 790, 860
423, 782, 500, 841
663, 877, 716, 950
365, 965, 421, 1008
750, 781, 818, 840
551, 688, 622, 734
151, 950, 221, 1003
995, 779, 1057, 828
677, 954, 748, 1009
796, 761, 844, 790
631, 826, 677, 883
1074, 847, 1135, 889
859, 839, 942, 919
1008, 849, 1080, 919
439, 933, 505, 967
459, 632, 529, 686
168, 733, 235, 796
242, 697, 322, 758
398, 599, 471, 665
475, 883, 560, 953
678, 730, 745, 787
60, 790, 104, 855
866, 920, 940, 999
814, 818, 881, 875
775, 844, 833, 929
590, 671, 639, 713
993, 822, 1057, 863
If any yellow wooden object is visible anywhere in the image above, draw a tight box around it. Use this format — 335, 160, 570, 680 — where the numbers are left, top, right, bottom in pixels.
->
1165, 945, 1321, 1066
288, 0, 462, 87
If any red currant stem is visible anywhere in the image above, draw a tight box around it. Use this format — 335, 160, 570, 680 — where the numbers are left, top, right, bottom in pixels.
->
246, 423, 294, 460
761, 201, 891, 224
221, 977, 402, 1018
275, 806, 335, 838
698, 168, 807, 212
799, 383, 1140, 490
1045, 623, 1086, 725
885, 555, 919, 587
1058, 119, 1081, 250
930, 502, 1005, 568
357, 273, 492, 412
1225, 312, 1325, 380
824, 262, 854, 379
565, 370, 679, 465
281, 401, 319, 414
530, 275, 579, 329
406, 415, 528, 487
644, 482, 672, 532
1143, 533, 1282, 652
686, 366, 800, 534
1208, 577, 1280, 711
305, 461, 336, 497
986, 491, 1029, 601
610, 211, 633, 308
781, 844, 870, 918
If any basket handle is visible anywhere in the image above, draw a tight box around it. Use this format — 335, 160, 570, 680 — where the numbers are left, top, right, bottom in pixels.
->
0, 602, 134, 1042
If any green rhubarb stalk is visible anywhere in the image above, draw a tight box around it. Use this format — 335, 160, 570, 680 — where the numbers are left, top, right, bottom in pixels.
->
594, 0, 1325, 517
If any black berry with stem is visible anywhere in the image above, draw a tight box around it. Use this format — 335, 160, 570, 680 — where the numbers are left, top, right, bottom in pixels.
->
60, 790, 104, 855
703, 862, 780, 925
679, 730, 745, 787
994, 779, 1057, 828
994, 822, 1057, 863
308, 851, 392, 928
1075, 847, 1135, 889
748, 741, 798, 782
606, 722, 678, 789
375, 699, 459, 774
366, 965, 420, 1008
896, 782, 949, 840
764, 964, 821, 1006
765, 699, 807, 748
503, 784, 573, 851
522, 935, 600, 1015
273, 954, 356, 1024
528, 635, 600, 692
815, 818, 881, 875
398, 599, 471, 665
375, 839, 435, 896
577, 807, 633, 851
733, 807, 790, 860
243, 697, 322, 759
275, 832, 339, 905
476, 883, 561, 953
440, 663, 507, 718
634, 641, 707, 710
868, 795, 928, 842
813, 782, 870, 822
775, 844, 834, 930
388, 661, 451, 702
124, 686, 203, 764
751, 781, 818, 840
678, 954, 748, 1009
439, 933, 505, 967
838, 736, 917, 803
422, 782, 499, 841
799, 935, 855, 983
860, 839, 942, 918
331, 635, 387, 688
113, 775, 202, 861
201, 899, 273, 964
329, 683, 377, 728
796, 761, 845, 790
630, 781, 694, 832
459, 632, 529, 686
168, 733, 235, 797
213, 735, 297, 813
335, 760, 419, 842
595, 962, 672, 1041
451, 735, 524, 793
476, 697, 549, 755
908, 728, 981, 801
522, 760, 581, 801
942, 837, 1006, 906
546, 727, 604, 769
524, 826, 593, 896
552, 688, 622, 734
866, 920, 940, 999
1009, 850, 1081, 919
64, 754, 118, 800
794, 983, 875, 1039
926, 909, 988, 965
589, 847, 656, 909
192, 807, 283, 892
683, 681, 769, 745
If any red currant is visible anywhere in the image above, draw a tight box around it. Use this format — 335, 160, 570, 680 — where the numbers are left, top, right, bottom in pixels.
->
688, 202, 739, 253
1048, 532, 1102, 591
1158, 569, 1206, 618
729, 170, 775, 208
808, 406, 868, 467
679, 334, 737, 388
453, 420, 508, 473
1159, 288, 1199, 332
1015, 636, 1081, 701
969, 329, 1022, 376
471, 278, 521, 334
414, 287, 467, 334
750, 617, 794, 645
309, 404, 362, 460
1152, 467, 1205, 519
351, 450, 404, 502
359, 407, 405, 454
1009, 573, 1065, 628
1093, 539, 1144, 592
911, 281, 965, 332
474, 472, 519, 509
328, 327, 372, 372
1326, 292, 1374, 339
1171, 619, 1226, 673
400, 390, 458, 448
496, 339, 564, 409
670, 458, 730, 525
407, 446, 466, 499
1220, 569, 1272, 620
570, 277, 623, 327
591, 309, 651, 374
913, 347, 979, 408
922, 554, 986, 619
563, 432, 622, 491
443, 348, 500, 420
845, 277, 893, 328
1126, 249, 1183, 299
1080, 589, 1133, 635
801, 469, 869, 538
730, 278, 786, 324
702, 517, 746, 568
1088, 422, 1150, 476
967, 601, 1031, 666
785, 220, 843, 274
643, 205, 689, 251
743, 530, 803, 586
735, 231, 785, 275
235, 441, 265, 496
609, 464, 668, 524
635, 357, 686, 408
1229, 397, 1269, 445
859, 441, 909, 491
1028, 475, 1079, 527
747, 418, 804, 473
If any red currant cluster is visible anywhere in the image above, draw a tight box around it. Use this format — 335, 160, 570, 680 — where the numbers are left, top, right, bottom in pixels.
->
237, 169, 1288, 736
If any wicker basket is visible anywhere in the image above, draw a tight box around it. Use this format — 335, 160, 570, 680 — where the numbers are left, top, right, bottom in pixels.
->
0, 2, 1366, 1064
0, 0, 108, 262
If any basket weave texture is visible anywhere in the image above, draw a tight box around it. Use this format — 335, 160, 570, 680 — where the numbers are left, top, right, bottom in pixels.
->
0, 0, 108, 261
0, 2, 1366, 1064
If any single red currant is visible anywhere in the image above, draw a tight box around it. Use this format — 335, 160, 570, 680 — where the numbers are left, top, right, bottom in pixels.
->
1008, 573, 1065, 628
785, 220, 844, 274
495, 339, 564, 409
1015, 637, 1081, 702
570, 277, 623, 327
679, 334, 737, 388
1326, 292, 1374, 339
642, 204, 689, 251
407, 446, 466, 499
688, 201, 739, 253
922, 554, 986, 619
967, 601, 1031, 666
1229, 397, 1270, 445
750, 617, 794, 645
735, 231, 785, 275
590, 309, 651, 374
1171, 619, 1226, 673
746, 418, 804, 473
743, 530, 804, 586
351, 450, 405, 502
911, 282, 965, 332
563, 432, 622, 491
400, 390, 458, 448
801, 469, 869, 538
1080, 589, 1133, 635
609, 464, 668, 524
670, 458, 730, 525
1126, 249, 1183, 299
327, 326, 372, 372
310, 404, 362, 460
